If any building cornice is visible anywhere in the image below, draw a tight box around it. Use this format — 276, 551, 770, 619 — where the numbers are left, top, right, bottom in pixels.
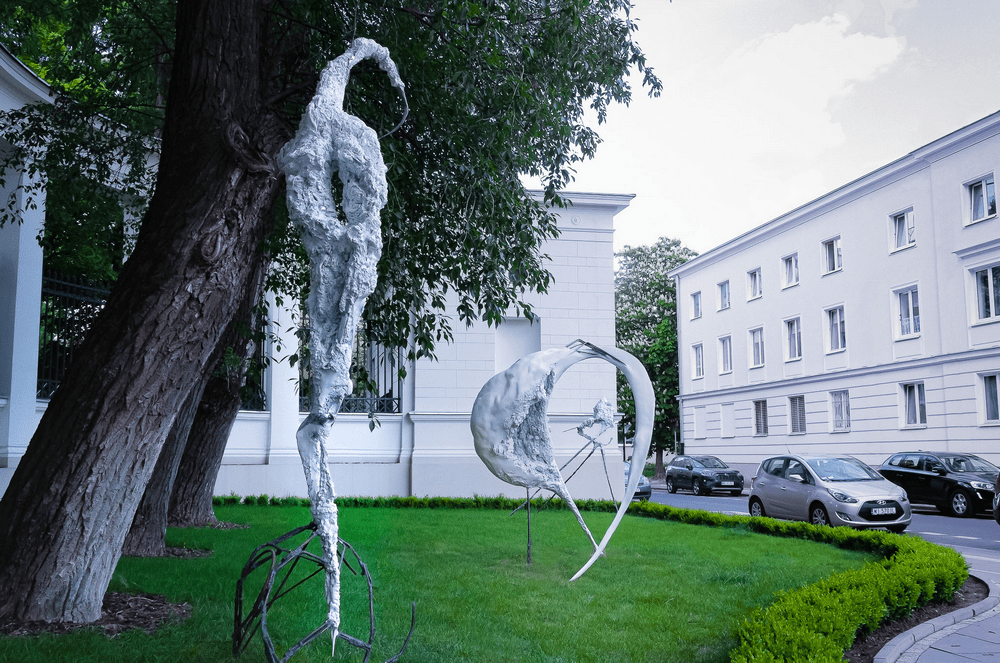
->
670, 110, 1000, 279
0, 42, 52, 107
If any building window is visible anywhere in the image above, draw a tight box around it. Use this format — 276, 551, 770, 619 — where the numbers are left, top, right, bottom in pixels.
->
969, 174, 996, 223
789, 395, 806, 434
721, 402, 735, 438
718, 281, 731, 310
692, 344, 704, 379
975, 264, 1000, 321
822, 237, 842, 274
891, 210, 915, 250
691, 291, 702, 319
785, 317, 802, 361
753, 399, 768, 436
901, 382, 927, 427
827, 306, 847, 352
749, 327, 765, 367
897, 286, 920, 337
747, 268, 762, 300
719, 336, 732, 374
984, 374, 999, 423
782, 254, 799, 288
831, 390, 850, 432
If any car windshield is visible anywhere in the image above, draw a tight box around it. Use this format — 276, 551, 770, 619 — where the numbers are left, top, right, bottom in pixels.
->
943, 455, 998, 474
806, 457, 882, 482
695, 457, 727, 468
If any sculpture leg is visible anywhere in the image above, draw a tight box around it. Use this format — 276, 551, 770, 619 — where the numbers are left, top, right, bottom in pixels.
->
525, 487, 532, 565
547, 481, 600, 553
296, 417, 341, 657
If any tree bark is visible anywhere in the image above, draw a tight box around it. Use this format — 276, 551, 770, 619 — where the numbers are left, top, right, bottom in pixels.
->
168, 276, 266, 529
654, 447, 666, 481
122, 383, 207, 557
0, 0, 286, 623
168, 369, 245, 527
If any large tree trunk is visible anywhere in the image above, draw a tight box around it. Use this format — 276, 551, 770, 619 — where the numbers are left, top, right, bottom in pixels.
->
0, 0, 286, 623
122, 383, 207, 557
168, 366, 246, 527
131, 254, 268, 542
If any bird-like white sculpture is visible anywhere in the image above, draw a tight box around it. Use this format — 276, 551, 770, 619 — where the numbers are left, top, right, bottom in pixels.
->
470, 339, 654, 580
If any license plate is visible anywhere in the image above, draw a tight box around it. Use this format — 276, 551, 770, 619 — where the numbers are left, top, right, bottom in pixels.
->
721, 481, 734, 486
871, 507, 896, 516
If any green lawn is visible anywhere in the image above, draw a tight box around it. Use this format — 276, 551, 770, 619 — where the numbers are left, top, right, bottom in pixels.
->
0, 505, 875, 662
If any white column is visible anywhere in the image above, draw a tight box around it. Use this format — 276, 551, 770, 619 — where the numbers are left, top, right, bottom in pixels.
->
0, 169, 44, 472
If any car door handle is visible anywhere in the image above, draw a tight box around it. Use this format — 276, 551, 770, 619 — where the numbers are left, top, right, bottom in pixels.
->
780, 486, 787, 491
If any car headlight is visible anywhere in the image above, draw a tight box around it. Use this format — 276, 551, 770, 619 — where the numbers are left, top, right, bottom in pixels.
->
970, 481, 993, 491
827, 489, 859, 503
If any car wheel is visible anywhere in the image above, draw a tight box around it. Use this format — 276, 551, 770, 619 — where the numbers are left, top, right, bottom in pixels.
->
810, 503, 830, 527
749, 497, 766, 518
887, 524, 908, 534
948, 489, 973, 517
665, 477, 676, 494
693, 478, 705, 496
994, 500, 1000, 526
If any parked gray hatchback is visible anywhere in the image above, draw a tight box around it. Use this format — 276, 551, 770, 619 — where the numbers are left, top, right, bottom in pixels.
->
749, 454, 911, 533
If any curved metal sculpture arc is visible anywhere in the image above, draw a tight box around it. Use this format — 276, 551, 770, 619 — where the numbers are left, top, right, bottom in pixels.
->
470, 339, 653, 580
277, 38, 406, 657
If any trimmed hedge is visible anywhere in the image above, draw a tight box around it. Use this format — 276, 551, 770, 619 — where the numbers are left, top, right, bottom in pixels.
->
212, 494, 968, 661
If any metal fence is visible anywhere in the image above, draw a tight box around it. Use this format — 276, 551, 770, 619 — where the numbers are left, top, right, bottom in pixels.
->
37, 269, 267, 411
296, 321, 404, 414
37, 270, 110, 400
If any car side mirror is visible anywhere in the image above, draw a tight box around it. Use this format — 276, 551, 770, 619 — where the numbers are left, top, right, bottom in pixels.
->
934, 467, 947, 476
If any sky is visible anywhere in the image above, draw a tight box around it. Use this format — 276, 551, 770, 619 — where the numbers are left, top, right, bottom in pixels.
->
550, 0, 1000, 255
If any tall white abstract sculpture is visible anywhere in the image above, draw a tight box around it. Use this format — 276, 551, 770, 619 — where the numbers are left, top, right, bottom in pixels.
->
470, 340, 654, 580
277, 38, 406, 656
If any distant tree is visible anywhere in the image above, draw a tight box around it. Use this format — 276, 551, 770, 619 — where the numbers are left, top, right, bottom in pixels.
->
615, 237, 696, 478
0, 0, 661, 624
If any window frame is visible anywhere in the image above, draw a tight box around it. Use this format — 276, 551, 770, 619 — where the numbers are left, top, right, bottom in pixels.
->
753, 399, 768, 436
830, 390, 851, 432
890, 209, 915, 252
718, 280, 731, 311
894, 284, 921, 339
788, 395, 806, 435
782, 253, 799, 289
826, 305, 847, 353
747, 268, 763, 301
972, 263, 1000, 324
785, 316, 802, 362
901, 381, 927, 428
719, 335, 732, 375
692, 343, 704, 379
691, 291, 702, 320
822, 236, 843, 275
967, 173, 997, 225
748, 326, 765, 368
982, 373, 999, 424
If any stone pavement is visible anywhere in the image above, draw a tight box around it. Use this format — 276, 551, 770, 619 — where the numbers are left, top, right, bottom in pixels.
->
875, 576, 1000, 662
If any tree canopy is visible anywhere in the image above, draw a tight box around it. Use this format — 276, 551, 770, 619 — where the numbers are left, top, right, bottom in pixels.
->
1, 0, 662, 356
615, 237, 697, 465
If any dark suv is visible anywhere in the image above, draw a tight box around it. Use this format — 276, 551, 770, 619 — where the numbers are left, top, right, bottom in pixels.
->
665, 455, 744, 496
879, 452, 999, 517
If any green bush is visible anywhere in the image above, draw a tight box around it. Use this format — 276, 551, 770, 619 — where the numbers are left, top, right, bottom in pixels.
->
208, 493, 967, 661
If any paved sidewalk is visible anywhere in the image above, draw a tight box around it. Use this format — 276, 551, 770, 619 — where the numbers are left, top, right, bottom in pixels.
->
875, 576, 1000, 663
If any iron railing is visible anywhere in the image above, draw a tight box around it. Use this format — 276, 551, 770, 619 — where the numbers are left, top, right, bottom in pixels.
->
296, 322, 403, 415
37, 269, 267, 411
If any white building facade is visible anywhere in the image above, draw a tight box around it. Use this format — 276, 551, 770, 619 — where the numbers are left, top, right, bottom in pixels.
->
670, 111, 1000, 477
1, 41, 632, 501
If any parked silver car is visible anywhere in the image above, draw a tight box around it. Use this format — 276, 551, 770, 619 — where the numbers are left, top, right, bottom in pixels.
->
748, 454, 911, 533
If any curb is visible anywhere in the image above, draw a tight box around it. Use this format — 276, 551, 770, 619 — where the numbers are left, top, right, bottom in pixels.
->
873, 574, 1000, 663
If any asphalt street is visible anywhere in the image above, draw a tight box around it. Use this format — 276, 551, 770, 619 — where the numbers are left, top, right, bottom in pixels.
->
650, 487, 1000, 579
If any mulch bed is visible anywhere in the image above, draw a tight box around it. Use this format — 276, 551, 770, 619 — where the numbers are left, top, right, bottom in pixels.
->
0, 592, 192, 638
844, 574, 989, 663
